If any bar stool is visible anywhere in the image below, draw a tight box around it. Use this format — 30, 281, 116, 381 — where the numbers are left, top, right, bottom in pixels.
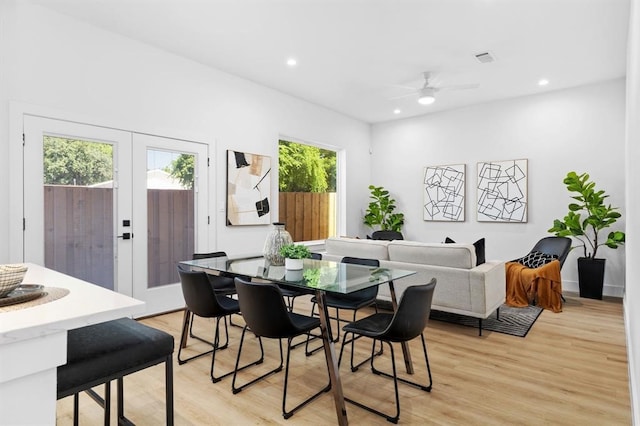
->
57, 317, 174, 425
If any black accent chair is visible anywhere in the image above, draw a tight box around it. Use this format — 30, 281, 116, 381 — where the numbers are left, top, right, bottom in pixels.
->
529, 236, 572, 268
305, 257, 382, 370
231, 277, 331, 419
338, 279, 437, 424
57, 318, 174, 426
526, 236, 572, 302
371, 230, 404, 241
279, 252, 322, 312
177, 268, 263, 382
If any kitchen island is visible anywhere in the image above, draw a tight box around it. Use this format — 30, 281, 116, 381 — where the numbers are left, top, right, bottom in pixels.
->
0, 264, 144, 425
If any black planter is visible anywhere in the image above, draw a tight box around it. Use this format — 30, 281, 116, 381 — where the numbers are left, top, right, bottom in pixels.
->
577, 257, 606, 300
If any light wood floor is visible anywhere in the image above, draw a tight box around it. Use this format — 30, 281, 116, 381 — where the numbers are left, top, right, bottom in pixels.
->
56, 294, 631, 425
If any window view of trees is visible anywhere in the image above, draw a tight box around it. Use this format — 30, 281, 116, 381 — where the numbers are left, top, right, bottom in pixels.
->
279, 140, 336, 192
43, 136, 113, 185
278, 139, 337, 242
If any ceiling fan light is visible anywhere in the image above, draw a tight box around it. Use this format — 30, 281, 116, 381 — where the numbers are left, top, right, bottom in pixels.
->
418, 87, 436, 105
418, 95, 435, 105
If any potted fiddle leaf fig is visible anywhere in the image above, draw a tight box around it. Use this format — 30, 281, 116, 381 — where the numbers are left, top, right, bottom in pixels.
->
279, 243, 311, 270
548, 171, 625, 299
363, 185, 405, 235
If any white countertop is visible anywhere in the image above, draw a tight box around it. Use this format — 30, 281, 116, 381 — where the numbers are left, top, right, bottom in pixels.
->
0, 263, 145, 345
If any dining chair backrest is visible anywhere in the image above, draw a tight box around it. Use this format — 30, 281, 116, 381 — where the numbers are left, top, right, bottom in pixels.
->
193, 251, 227, 260
234, 277, 299, 339
383, 279, 437, 342
178, 268, 227, 318
530, 237, 572, 268
340, 256, 380, 301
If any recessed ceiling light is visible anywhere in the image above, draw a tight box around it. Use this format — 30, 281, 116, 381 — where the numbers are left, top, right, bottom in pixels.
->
393, 109, 401, 114
286, 58, 297, 67
538, 79, 549, 86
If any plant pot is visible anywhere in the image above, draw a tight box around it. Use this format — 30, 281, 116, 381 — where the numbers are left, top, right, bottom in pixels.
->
578, 257, 606, 300
285, 269, 303, 281
285, 258, 303, 270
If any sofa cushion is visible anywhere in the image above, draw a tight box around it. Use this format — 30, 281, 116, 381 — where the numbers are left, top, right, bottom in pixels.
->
324, 237, 390, 260
445, 237, 485, 265
387, 240, 476, 269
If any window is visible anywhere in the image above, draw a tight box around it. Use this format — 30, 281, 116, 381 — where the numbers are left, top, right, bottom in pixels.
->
278, 139, 337, 242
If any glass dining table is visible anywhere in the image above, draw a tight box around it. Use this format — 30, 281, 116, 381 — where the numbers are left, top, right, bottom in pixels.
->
179, 255, 416, 426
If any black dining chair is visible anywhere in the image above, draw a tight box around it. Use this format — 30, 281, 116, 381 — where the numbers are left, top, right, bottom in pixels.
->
305, 256, 382, 371
231, 277, 331, 419
192, 251, 237, 295
338, 279, 437, 424
177, 269, 262, 382
191, 251, 244, 330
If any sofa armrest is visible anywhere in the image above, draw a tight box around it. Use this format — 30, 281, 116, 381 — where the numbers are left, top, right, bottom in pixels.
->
469, 260, 506, 315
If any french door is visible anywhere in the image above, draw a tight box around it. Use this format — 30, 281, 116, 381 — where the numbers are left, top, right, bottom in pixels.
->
23, 116, 208, 315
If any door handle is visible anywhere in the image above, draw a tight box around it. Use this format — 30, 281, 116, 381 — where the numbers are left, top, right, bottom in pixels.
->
117, 233, 132, 240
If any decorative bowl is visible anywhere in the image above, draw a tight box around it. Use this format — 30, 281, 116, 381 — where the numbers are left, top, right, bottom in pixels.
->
0, 264, 28, 297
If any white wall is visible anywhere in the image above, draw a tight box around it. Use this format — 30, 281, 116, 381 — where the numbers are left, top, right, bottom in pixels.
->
625, 0, 640, 423
371, 79, 627, 297
0, 1, 371, 262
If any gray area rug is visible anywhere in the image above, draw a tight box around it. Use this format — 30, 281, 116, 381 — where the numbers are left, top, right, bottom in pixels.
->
428, 304, 543, 337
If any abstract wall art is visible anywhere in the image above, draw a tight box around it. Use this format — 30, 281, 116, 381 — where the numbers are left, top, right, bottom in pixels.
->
423, 164, 465, 221
226, 150, 271, 226
476, 159, 528, 222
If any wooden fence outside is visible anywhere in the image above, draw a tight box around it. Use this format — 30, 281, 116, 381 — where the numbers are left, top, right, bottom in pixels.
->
279, 192, 336, 242
44, 185, 193, 289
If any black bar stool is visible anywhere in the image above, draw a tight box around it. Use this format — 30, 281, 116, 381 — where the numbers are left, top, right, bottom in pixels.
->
57, 317, 174, 425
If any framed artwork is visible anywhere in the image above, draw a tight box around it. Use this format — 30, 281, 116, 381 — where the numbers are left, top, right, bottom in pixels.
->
423, 164, 465, 221
226, 150, 272, 226
477, 159, 528, 222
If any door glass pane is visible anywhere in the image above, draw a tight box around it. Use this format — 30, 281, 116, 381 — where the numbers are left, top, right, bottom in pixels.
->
43, 136, 114, 289
147, 149, 195, 288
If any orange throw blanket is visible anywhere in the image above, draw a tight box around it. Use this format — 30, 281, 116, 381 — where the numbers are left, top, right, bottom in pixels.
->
505, 260, 563, 313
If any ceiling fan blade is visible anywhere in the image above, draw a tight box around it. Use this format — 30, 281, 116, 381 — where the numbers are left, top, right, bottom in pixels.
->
438, 83, 480, 92
389, 91, 418, 100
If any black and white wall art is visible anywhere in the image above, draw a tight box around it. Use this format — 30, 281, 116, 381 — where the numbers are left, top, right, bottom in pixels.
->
226, 150, 271, 225
477, 159, 528, 222
423, 164, 465, 221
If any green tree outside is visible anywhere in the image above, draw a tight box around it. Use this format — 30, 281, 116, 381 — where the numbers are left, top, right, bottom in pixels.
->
278, 140, 336, 192
166, 154, 195, 189
43, 136, 113, 185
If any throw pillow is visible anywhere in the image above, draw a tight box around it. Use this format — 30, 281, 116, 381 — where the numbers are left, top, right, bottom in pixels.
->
444, 237, 485, 266
516, 251, 559, 269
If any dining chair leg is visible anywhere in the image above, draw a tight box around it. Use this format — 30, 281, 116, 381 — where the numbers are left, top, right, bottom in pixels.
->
211, 316, 251, 383
232, 327, 281, 394
345, 341, 401, 423
282, 337, 332, 419
371, 334, 432, 392
179, 310, 230, 365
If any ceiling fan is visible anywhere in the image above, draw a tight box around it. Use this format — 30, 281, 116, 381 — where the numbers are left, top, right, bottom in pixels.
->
392, 72, 479, 105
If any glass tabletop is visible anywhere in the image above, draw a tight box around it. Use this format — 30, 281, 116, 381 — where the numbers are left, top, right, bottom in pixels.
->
179, 256, 416, 295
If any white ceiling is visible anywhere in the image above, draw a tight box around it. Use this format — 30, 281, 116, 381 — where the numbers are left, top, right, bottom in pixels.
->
31, 0, 630, 124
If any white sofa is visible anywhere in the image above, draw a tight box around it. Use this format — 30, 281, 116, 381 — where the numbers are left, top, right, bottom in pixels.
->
321, 237, 506, 333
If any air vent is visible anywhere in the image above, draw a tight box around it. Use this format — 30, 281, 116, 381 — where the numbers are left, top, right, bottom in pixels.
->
475, 52, 495, 64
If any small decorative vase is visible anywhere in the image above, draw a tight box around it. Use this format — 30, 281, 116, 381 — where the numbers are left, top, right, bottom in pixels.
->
285, 258, 304, 270
263, 222, 293, 266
